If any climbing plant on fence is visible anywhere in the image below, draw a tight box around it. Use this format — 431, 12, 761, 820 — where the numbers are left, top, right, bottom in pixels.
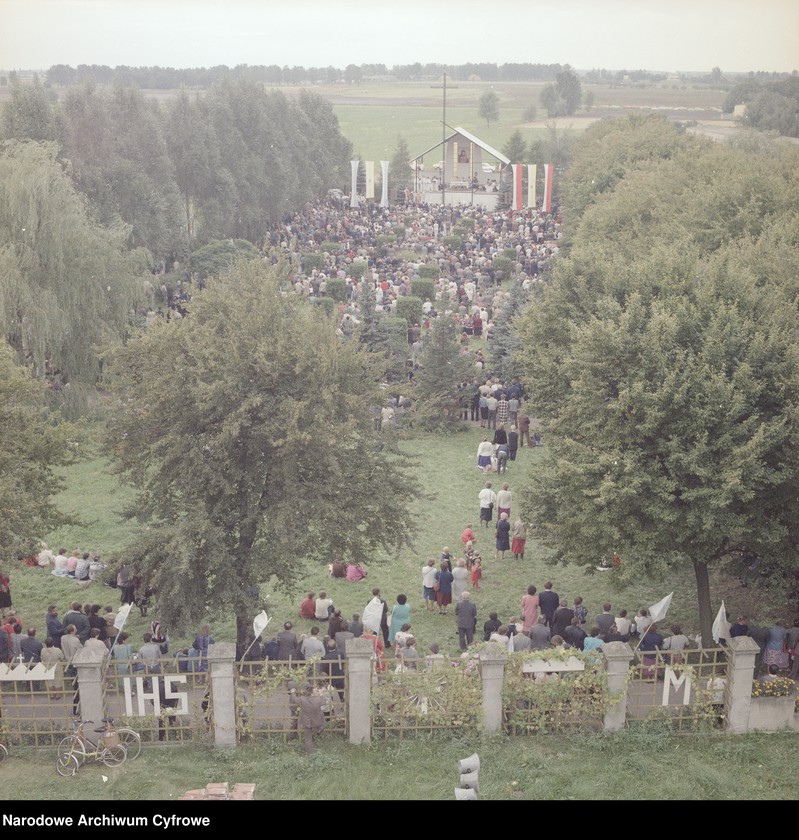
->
501, 650, 609, 734
371, 658, 481, 736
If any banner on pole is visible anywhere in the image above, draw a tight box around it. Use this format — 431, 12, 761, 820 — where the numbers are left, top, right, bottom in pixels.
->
380, 160, 389, 208
527, 164, 537, 209
365, 161, 375, 199
511, 164, 523, 211
350, 160, 359, 208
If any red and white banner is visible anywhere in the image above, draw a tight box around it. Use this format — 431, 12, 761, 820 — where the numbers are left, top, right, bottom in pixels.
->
512, 163, 523, 211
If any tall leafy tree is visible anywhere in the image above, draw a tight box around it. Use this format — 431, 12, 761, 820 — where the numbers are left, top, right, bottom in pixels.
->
0, 342, 81, 559
0, 140, 148, 394
411, 317, 473, 431
478, 89, 500, 128
106, 260, 420, 646
516, 127, 799, 645
502, 129, 527, 164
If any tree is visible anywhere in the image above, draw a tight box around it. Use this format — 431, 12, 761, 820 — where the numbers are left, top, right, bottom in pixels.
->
389, 134, 412, 199
0, 140, 148, 397
411, 317, 473, 431
478, 89, 500, 128
0, 341, 80, 560
0, 79, 59, 142
540, 65, 582, 117
502, 129, 527, 164
488, 283, 532, 381
106, 260, 420, 647
516, 130, 799, 646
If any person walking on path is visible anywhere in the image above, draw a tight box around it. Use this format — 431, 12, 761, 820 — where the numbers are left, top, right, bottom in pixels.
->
434, 563, 454, 615
479, 482, 497, 528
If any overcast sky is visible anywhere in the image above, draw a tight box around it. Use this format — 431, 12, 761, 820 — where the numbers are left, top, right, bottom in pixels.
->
1, 0, 796, 73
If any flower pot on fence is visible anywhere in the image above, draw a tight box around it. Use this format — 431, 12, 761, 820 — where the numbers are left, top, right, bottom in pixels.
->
748, 696, 796, 732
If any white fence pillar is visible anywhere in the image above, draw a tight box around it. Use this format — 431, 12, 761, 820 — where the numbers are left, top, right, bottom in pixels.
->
602, 641, 635, 732
345, 638, 374, 745
726, 636, 760, 734
207, 643, 237, 747
478, 643, 508, 734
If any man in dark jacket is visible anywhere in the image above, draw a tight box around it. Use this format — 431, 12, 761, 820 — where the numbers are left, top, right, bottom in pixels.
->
538, 582, 559, 627
455, 592, 478, 651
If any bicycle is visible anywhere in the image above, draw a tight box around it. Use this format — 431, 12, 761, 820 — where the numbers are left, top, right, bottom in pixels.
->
56, 718, 127, 776
114, 725, 142, 759
0, 741, 7, 762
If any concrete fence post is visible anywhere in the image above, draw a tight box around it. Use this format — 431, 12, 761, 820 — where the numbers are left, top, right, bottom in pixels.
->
602, 641, 635, 732
207, 643, 237, 747
345, 638, 374, 745
478, 643, 507, 734
72, 646, 107, 725
725, 636, 760, 734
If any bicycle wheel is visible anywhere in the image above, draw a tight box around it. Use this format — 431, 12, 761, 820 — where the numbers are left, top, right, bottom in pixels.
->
100, 744, 127, 767
57, 737, 86, 766
0, 743, 8, 761
56, 753, 80, 777
115, 728, 142, 759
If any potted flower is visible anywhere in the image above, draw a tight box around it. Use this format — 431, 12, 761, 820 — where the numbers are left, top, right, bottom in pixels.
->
749, 676, 797, 731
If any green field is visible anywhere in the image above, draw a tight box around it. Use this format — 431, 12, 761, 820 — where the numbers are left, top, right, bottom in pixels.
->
9, 417, 779, 655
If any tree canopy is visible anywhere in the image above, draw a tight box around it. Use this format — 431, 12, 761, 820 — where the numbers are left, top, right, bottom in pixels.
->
0, 341, 80, 560
105, 259, 420, 645
0, 140, 148, 396
478, 89, 500, 128
516, 119, 799, 644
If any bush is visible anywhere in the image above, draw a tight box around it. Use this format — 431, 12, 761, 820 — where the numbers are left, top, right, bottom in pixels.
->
523, 104, 538, 122
393, 226, 406, 239
376, 234, 397, 256
312, 296, 336, 316
320, 241, 341, 253
452, 226, 468, 237
503, 249, 517, 260
404, 215, 415, 225
189, 239, 260, 282
493, 256, 513, 277
347, 261, 367, 280
381, 315, 410, 342
395, 296, 424, 327
325, 278, 347, 302
418, 263, 441, 280
410, 279, 435, 301
443, 235, 461, 249
303, 253, 325, 273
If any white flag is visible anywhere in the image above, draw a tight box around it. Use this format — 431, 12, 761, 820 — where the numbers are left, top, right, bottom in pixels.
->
252, 610, 270, 640
648, 592, 673, 623
712, 600, 728, 644
113, 603, 132, 631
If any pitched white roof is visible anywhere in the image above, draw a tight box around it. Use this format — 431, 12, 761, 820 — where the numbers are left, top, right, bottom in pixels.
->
411, 126, 510, 166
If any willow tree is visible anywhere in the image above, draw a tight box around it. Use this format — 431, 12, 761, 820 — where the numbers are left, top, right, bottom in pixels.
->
0, 341, 80, 560
105, 259, 419, 647
0, 140, 148, 397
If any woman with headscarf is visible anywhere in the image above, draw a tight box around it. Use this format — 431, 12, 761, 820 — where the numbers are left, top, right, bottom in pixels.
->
495, 512, 511, 560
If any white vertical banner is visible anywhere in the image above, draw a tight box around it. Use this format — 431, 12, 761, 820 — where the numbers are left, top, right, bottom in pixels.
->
511, 163, 523, 211
380, 160, 389, 208
527, 164, 537, 209
365, 161, 375, 199
452, 142, 458, 179
542, 163, 553, 213
350, 160, 359, 208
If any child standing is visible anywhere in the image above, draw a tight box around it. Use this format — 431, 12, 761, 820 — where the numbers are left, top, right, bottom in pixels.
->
470, 559, 482, 590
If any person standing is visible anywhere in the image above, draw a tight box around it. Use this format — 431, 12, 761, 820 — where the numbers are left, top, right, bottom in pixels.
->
496, 483, 512, 519
362, 588, 390, 648
452, 559, 469, 602
486, 393, 498, 429
277, 622, 300, 660
0, 570, 12, 619
510, 517, 527, 561
517, 412, 532, 448
507, 425, 519, 461
388, 595, 411, 646
538, 581, 559, 627
289, 682, 327, 754
455, 592, 478, 651
521, 585, 540, 632
495, 512, 511, 560
64, 602, 90, 643
422, 559, 438, 612
479, 482, 497, 528
192, 625, 215, 671
434, 562, 454, 615
45, 605, 65, 649
477, 437, 493, 471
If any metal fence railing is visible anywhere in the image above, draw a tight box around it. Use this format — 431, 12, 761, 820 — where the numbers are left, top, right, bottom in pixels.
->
235, 659, 348, 742
626, 647, 728, 731
371, 656, 481, 738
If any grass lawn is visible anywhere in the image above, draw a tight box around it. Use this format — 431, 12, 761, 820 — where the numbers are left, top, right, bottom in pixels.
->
11, 413, 778, 654
3, 731, 796, 800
